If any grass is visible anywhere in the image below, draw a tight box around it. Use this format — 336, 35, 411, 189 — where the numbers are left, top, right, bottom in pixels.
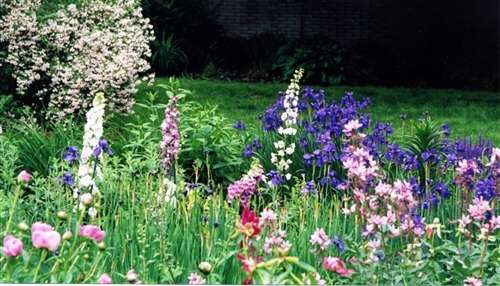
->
138, 78, 500, 144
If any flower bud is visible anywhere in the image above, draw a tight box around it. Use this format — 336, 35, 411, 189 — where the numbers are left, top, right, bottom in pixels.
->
57, 211, 68, 219
18, 222, 29, 231
63, 231, 73, 240
97, 241, 106, 250
198, 261, 212, 274
127, 269, 138, 282
17, 170, 32, 184
83, 254, 90, 260
81, 193, 93, 205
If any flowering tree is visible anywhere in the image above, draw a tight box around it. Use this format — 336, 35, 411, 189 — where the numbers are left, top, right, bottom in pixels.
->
0, 0, 154, 119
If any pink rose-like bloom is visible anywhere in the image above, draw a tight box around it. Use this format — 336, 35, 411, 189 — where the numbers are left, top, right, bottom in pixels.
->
464, 277, 482, 286
98, 273, 112, 284
80, 225, 106, 242
81, 193, 93, 205
17, 170, 32, 183
2, 235, 23, 257
31, 223, 61, 252
323, 256, 354, 277
309, 228, 331, 250
188, 272, 206, 285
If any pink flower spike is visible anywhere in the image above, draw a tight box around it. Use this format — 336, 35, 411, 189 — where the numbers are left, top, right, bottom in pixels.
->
17, 170, 32, 184
98, 273, 112, 284
2, 235, 23, 257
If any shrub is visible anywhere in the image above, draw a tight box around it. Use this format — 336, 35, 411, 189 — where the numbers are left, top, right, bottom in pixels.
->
0, 0, 154, 119
273, 36, 349, 85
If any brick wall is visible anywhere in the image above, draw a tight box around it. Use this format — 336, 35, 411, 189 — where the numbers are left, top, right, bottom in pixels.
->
209, 0, 378, 43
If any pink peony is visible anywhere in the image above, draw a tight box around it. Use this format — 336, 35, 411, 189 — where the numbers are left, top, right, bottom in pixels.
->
98, 273, 112, 284
323, 256, 354, 277
2, 235, 23, 257
31, 223, 61, 252
17, 170, 32, 184
79, 225, 106, 242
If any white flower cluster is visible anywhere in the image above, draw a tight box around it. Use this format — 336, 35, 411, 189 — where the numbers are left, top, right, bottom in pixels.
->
271, 68, 304, 180
0, 0, 154, 119
76, 93, 106, 218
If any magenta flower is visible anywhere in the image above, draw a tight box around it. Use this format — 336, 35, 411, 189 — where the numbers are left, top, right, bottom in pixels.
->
323, 256, 354, 277
17, 170, 32, 184
31, 222, 61, 252
98, 273, 112, 284
2, 235, 23, 257
160, 96, 180, 174
80, 225, 106, 242
227, 164, 263, 207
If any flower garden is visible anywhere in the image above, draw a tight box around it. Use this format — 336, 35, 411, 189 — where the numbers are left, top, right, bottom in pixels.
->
0, 1, 499, 285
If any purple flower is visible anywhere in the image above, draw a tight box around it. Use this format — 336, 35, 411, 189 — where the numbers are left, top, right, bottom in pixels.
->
243, 139, 262, 158
266, 170, 284, 187
433, 182, 450, 199
60, 171, 74, 187
233, 120, 246, 131
331, 236, 346, 253
441, 123, 451, 137
475, 177, 496, 201
63, 146, 79, 163
301, 180, 316, 194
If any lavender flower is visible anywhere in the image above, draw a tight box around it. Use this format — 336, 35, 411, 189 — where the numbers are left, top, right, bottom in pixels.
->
60, 171, 75, 187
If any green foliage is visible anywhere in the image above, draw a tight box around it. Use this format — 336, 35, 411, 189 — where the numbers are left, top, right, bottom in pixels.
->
152, 33, 188, 75
273, 36, 348, 85
179, 102, 246, 186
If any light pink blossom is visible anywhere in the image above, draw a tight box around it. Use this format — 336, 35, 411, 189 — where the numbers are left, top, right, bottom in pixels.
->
2, 235, 23, 257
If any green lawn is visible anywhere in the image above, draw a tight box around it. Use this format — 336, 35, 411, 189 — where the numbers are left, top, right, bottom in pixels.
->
139, 78, 500, 144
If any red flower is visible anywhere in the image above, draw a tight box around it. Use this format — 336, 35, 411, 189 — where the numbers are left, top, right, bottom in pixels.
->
239, 207, 261, 237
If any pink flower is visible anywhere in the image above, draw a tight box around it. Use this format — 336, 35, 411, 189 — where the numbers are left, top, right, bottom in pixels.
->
31, 224, 61, 252
160, 96, 180, 174
17, 170, 32, 183
342, 119, 363, 137
2, 235, 23, 257
468, 198, 491, 221
309, 228, 331, 250
464, 277, 482, 286
188, 272, 205, 285
323, 256, 354, 277
80, 225, 106, 242
81, 193, 93, 205
260, 209, 277, 225
98, 273, 112, 284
